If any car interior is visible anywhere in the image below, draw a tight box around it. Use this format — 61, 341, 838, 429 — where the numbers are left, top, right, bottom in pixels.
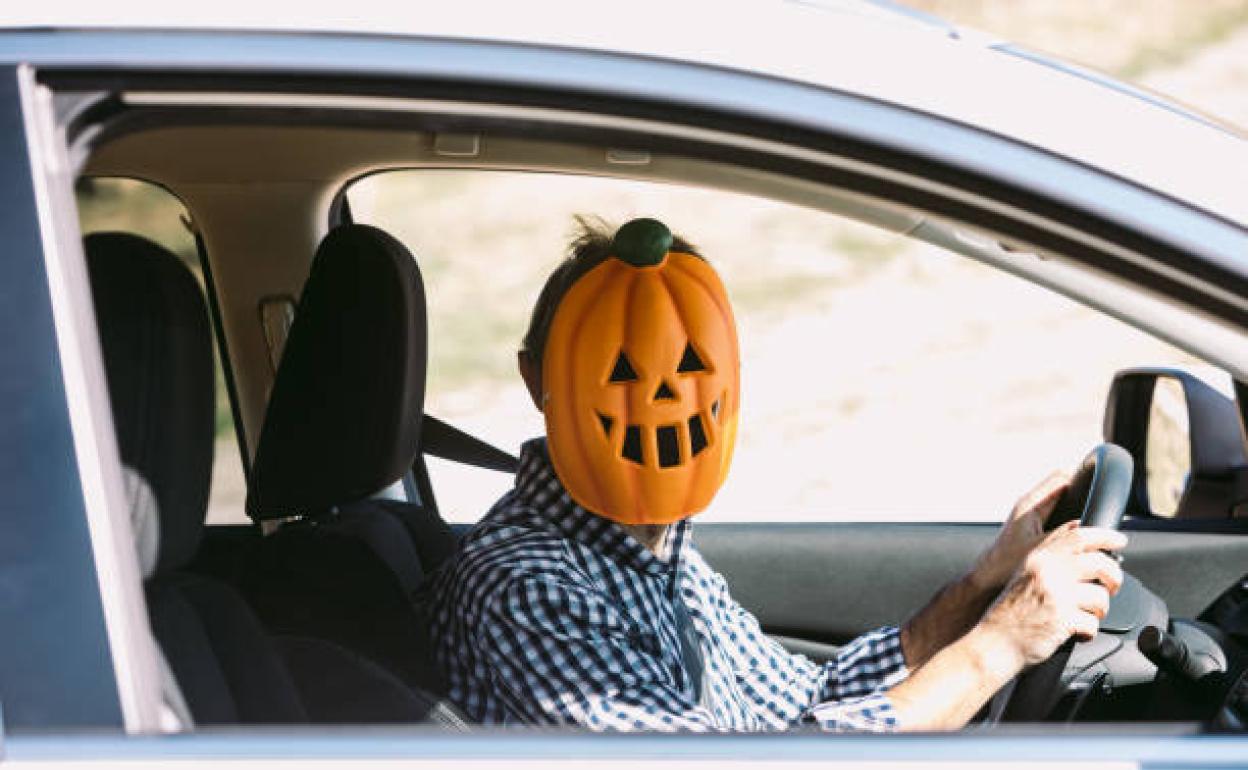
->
87, 228, 466, 727
61, 89, 1248, 731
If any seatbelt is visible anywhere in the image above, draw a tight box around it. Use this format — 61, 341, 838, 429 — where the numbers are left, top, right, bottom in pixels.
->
305, 204, 513, 479
672, 596, 706, 705
421, 415, 519, 473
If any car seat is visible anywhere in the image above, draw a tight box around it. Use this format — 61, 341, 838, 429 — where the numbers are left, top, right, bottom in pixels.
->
87, 231, 463, 726
241, 224, 458, 696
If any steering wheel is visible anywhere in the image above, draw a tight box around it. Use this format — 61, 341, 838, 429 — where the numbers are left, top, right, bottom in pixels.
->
983, 443, 1134, 724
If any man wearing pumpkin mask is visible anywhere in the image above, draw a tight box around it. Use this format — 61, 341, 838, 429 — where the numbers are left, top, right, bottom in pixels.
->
430, 218, 1126, 731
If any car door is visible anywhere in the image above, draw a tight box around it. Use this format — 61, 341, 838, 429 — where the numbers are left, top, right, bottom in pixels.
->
9, 21, 1248, 769
0, 64, 167, 734
698, 521, 1248, 663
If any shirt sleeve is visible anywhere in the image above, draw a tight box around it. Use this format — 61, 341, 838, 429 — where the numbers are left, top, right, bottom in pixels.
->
823, 625, 909, 700
697, 557, 909, 732
807, 625, 908, 732
478, 573, 718, 731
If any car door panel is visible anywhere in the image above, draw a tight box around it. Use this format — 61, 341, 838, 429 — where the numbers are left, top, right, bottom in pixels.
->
696, 523, 1248, 653
697, 524, 991, 650
0, 65, 124, 728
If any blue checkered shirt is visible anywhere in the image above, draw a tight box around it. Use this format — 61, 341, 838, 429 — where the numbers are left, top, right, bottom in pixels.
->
430, 439, 909, 731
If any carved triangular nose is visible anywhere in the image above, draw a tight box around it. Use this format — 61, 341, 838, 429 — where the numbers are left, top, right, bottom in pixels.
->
654, 380, 677, 401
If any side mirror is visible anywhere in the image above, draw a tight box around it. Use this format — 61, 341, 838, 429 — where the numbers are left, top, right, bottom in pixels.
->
1103, 367, 1248, 519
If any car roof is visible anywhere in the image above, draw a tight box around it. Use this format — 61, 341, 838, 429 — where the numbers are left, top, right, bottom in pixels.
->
5, 0, 1248, 227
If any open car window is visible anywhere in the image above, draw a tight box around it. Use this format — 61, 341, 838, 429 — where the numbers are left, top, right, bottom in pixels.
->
4, 0, 1248, 749
346, 169, 1211, 524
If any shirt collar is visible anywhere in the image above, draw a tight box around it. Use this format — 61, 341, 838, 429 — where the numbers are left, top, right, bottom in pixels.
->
515, 438, 691, 578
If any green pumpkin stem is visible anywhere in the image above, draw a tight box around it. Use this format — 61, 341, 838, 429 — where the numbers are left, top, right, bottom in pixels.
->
612, 218, 673, 267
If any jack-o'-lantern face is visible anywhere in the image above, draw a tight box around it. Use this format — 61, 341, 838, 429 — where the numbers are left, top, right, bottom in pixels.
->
543, 219, 740, 525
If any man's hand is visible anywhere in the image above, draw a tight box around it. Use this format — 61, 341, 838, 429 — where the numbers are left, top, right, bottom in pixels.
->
971, 471, 1071, 593
886, 521, 1127, 730
979, 521, 1127, 668
899, 471, 1070, 668
900, 471, 1072, 668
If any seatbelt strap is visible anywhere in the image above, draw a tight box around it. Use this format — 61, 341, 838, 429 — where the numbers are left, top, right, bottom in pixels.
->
421, 415, 519, 473
672, 596, 706, 705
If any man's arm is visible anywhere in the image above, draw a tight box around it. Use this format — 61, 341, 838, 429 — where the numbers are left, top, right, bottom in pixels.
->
898, 571, 998, 672
690, 551, 907, 729
900, 471, 1071, 669
888, 523, 1126, 730
490, 559, 908, 733
481, 574, 717, 731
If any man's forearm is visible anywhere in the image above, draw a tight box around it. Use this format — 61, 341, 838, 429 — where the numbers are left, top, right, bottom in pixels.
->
889, 507, 1128, 731
899, 570, 1001, 669
887, 624, 1022, 730
896, 471, 1069, 669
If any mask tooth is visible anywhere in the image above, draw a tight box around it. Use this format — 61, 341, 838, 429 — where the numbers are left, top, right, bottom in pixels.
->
597, 412, 614, 438
688, 414, 708, 456
621, 425, 643, 465
656, 424, 681, 468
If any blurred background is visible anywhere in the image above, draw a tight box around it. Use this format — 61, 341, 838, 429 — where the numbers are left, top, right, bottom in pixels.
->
907, 0, 1248, 128
76, 0, 1247, 524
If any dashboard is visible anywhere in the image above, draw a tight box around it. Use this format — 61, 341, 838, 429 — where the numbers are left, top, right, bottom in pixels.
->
1068, 571, 1248, 727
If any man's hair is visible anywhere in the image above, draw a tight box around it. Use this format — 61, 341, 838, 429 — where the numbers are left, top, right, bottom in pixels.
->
521, 216, 702, 365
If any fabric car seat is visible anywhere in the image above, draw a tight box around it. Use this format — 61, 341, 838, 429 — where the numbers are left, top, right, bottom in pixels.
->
87, 231, 464, 727
241, 224, 458, 696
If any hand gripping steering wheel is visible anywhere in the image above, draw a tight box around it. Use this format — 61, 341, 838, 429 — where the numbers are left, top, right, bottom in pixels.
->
985, 443, 1134, 724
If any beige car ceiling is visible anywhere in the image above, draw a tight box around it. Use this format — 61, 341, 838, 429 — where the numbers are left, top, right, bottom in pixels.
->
83, 120, 923, 454
81, 114, 1248, 461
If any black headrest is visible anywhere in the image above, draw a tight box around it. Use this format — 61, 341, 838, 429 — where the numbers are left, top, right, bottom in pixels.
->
86, 233, 214, 573
247, 225, 427, 520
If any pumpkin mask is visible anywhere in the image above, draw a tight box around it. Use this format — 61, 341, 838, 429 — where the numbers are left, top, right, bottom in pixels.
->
543, 218, 740, 525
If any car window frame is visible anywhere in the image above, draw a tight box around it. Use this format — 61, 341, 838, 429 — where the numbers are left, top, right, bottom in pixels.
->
38, 40, 1248, 507
0, 65, 165, 732
17, 29, 1248, 743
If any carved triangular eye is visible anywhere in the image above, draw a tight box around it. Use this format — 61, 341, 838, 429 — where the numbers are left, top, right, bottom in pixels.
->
609, 351, 639, 383
677, 343, 706, 374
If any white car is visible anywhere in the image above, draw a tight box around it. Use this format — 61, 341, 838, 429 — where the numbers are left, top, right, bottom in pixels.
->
1, 1, 1247, 766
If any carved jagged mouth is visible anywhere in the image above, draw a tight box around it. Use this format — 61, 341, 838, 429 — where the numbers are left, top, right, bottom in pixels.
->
598, 399, 720, 469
